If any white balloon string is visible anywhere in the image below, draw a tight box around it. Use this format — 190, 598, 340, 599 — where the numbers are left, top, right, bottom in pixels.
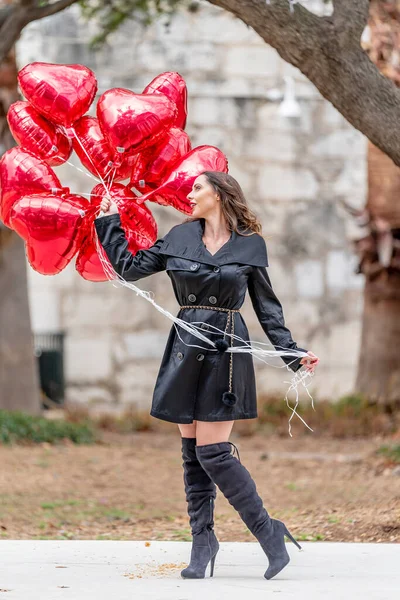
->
103, 163, 114, 181
93, 231, 315, 434
283, 369, 315, 437
60, 157, 99, 183
54, 142, 121, 214
106, 164, 118, 187
60, 126, 114, 201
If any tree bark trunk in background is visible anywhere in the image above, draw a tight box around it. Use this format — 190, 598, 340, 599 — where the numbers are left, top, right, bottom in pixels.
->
355, 144, 400, 408
0, 48, 41, 413
354, 2, 400, 409
356, 279, 400, 407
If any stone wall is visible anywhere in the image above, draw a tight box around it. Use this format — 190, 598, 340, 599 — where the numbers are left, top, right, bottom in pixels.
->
18, 1, 367, 411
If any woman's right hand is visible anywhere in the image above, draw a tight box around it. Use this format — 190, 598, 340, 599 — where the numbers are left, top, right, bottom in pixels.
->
100, 197, 119, 215
300, 351, 319, 373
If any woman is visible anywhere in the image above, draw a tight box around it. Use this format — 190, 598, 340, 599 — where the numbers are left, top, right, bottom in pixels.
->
94, 171, 319, 581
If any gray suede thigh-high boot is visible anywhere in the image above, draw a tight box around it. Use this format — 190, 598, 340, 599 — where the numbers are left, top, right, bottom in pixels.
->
195, 441, 301, 580
180, 437, 219, 579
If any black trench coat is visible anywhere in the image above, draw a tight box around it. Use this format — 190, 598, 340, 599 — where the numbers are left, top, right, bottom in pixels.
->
94, 214, 307, 424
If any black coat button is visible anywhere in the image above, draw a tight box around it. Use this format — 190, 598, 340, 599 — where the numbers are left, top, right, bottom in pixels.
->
213, 266, 220, 273
209, 296, 217, 304
177, 352, 183, 360
190, 263, 199, 271
196, 353, 205, 361
188, 294, 197, 302
200, 323, 209, 330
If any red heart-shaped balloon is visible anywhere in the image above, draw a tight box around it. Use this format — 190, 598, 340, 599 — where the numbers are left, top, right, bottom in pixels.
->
76, 227, 114, 282
97, 88, 177, 157
10, 193, 90, 275
76, 184, 157, 281
0, 147, 66, 228
143, 72, 187, 130
137, 146, 229, 213
130, 127, 191, 194
18, 62, 97, 128
7, 101, 72, 166
73, 116, 136, 183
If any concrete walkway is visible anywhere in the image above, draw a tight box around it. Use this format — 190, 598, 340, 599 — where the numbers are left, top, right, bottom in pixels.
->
1, 541, 398, 599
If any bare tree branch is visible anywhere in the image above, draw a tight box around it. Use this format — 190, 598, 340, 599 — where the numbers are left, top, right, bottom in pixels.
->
26, 0, 77, 21
0, 0, 78, 63
0, 10, 30, 64
332, 0, 370, 43
208, 0, 400, 167
208, 0, 330, 63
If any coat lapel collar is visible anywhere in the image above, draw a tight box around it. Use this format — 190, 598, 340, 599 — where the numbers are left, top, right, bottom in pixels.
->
159, 219, 268, 267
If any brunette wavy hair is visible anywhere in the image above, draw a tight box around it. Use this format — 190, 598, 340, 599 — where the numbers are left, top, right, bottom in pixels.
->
183, 171, 262, 236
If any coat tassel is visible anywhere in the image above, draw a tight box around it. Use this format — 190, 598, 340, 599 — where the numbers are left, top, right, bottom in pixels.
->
215, 338, 229, 352
222, 391, 238, 406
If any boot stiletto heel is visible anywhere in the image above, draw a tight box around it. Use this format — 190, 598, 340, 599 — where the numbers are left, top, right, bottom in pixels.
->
284, 525, 302, 550
210, 553, 216, 577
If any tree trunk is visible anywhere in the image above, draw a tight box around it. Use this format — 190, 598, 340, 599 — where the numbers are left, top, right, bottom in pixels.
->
367, 143, 400, 228
0, 49, 41, 414
356, 278, 400, 407
355, 142, 400, 408
354, 4, 400, 408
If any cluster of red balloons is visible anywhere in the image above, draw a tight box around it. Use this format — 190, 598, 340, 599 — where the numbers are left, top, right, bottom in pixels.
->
0, 62, 228, 281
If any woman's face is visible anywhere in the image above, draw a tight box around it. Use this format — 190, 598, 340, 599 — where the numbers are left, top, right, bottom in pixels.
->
187, 175, 219, 219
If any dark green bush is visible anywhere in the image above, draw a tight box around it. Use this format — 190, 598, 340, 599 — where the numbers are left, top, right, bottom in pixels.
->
0, 410, 96, 445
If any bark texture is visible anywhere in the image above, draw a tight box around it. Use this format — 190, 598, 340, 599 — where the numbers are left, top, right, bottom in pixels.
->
354, 143, 400, 407
0, 0, 77, 63
0, 48, 41, 413
356, 278, 400, 407
353, 2, 400, 407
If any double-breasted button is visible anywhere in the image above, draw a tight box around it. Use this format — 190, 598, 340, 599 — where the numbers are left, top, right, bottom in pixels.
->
196, 353, 205, 361
209, 296, 217, 304
177, 352, 184, 360
190, 263, 199, 271
188, 294, 197, 303
200, 323, 209, 330
213, 266, 220, 273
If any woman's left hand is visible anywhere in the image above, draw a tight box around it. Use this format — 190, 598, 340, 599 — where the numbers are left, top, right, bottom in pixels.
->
300, 351, 319, 373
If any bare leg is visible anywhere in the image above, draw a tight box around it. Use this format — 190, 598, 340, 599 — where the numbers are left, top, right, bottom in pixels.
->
195, 420, 235, 445
178, 421, 197, 438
